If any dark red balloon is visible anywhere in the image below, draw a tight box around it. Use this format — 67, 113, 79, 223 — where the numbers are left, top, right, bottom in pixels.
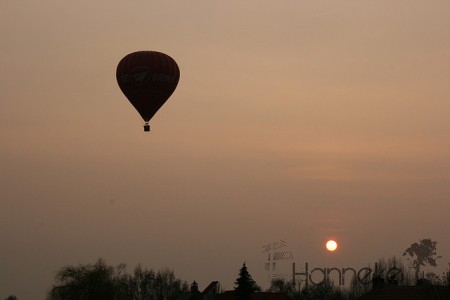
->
116, 51, 180, 129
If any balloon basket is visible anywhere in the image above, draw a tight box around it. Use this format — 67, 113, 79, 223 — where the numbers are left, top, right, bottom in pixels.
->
144, 123, 150, 132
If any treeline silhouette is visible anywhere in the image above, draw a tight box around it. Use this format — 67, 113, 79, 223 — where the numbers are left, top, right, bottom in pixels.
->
3, 238, 446, 300
47, 258, 188, 300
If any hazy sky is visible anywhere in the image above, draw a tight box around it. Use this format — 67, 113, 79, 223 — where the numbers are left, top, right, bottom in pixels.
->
1, 1, 450, 299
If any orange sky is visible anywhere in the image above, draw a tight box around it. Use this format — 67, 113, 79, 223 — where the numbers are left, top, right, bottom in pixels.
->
1, 1, 450, 299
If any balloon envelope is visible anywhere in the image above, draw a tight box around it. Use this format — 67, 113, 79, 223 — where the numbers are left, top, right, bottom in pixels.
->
116, 51, 180, 123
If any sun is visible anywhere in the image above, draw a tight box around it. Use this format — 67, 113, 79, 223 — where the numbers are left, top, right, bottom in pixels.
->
326, 240, 338, 252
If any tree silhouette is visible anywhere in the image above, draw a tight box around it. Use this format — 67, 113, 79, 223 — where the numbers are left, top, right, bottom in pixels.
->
47, 259, 187, 300
234, 263, 259, 300
47, 258, 117, 300
267, 278, 296, 295
4, 296, 17, 300
403, 238, 441, 282
118, 264, 157, 299
115, 265, 188, 300
370, 256, 412, 286
300, 282, 345, 300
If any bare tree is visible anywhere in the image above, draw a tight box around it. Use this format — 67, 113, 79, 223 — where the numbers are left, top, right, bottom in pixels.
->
267, 278, 296, 297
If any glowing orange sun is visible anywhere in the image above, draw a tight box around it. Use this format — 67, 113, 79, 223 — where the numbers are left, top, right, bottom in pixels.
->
326, 240, 338, 252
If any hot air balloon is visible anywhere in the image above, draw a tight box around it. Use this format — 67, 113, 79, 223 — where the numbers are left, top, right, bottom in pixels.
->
116, 51, 180, 131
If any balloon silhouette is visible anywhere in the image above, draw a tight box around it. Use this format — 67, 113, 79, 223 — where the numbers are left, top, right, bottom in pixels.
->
116, 51, 180, 131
